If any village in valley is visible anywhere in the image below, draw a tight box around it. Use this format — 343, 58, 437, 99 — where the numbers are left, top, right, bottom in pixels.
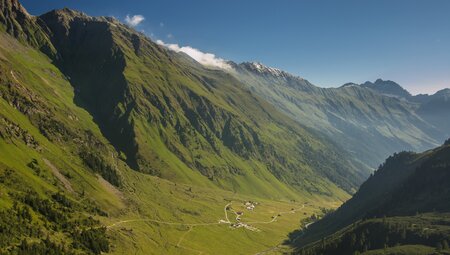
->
223, 201, 262, 232
216, 199, 309, 235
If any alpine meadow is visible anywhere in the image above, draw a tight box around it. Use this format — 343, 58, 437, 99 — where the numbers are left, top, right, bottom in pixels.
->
0, 0, 449, 254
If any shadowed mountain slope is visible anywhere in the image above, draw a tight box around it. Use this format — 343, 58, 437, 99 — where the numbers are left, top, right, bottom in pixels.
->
32, 8, 364, 196
292, 140, 450, 255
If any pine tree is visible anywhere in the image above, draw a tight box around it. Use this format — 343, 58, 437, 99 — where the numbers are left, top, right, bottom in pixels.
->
442, 240, 449, 250
436, 242, 443, 251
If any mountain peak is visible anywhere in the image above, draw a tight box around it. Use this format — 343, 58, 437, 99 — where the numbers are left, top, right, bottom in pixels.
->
0, 0, 30, 17
40, 7, 121, 28
52, 8, 87, 18
0, 0, 56, 56
361, 79, 412, 98
41, 8, 103, 24
340, 82, 359, 88
242, 62, 283, 74
238, 61, 304, 81
435, 88, 450, 96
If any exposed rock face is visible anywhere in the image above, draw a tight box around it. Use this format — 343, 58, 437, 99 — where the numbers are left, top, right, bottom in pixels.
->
0, 0, 56, 56
0, 115, 40, 150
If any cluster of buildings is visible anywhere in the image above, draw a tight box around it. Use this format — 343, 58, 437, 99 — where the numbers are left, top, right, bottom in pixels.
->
229, 222, 260, 232
244, 201, 258, 210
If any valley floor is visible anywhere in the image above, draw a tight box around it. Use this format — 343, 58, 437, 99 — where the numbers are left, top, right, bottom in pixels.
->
99, 170, 342, 255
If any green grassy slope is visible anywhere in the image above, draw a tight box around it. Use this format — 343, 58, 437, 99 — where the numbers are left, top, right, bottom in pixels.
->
0, 32, 125, 254
292, 141, 450, 255
37, 8, 361, 196
298, 214, 450, 255
0, 27, 349, 254
0, 0, 356, 254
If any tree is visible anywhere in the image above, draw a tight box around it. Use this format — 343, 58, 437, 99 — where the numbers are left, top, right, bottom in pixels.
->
443, 240, 449, 250
401, 228, 406, 240
436, 242, 443, 251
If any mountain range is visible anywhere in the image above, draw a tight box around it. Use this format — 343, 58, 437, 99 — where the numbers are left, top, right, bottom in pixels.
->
348, 79, 450, 138
0, 0, 448, 254
229, 62, 447, 169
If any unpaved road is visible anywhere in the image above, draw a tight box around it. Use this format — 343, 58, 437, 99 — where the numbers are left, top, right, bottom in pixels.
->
247, 204, 305, 224
108, 203, 306, 229
107, 218, 224, 229
304, 222, 314, 229
107, 202, 309, 255
224, 202, 232, 223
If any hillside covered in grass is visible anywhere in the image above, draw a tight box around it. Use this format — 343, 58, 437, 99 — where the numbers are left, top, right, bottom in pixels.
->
292, 140, 450, 255
0, 0, 359, 253
36, 5, 366, 196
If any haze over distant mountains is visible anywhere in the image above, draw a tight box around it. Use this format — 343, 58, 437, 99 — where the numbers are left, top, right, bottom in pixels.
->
224, 61, 448, 170
343, 78, 450, 138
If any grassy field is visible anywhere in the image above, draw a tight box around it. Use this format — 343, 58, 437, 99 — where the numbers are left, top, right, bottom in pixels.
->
0, 114, 345, 254
103, 169, 343, 254
0, 65, 345, 253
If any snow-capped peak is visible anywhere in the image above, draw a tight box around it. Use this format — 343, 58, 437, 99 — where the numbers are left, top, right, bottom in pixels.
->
239, 62, 303, 81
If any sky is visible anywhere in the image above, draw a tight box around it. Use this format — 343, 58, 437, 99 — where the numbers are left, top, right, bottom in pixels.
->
21, 0, 450, 95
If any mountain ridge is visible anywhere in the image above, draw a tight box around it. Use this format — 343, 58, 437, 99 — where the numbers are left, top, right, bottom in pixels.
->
361, 79, 412, 99
293, 140, 450, 254
229, 61, 444, 170
0, 0, 359, 201
34, 6, 369, 195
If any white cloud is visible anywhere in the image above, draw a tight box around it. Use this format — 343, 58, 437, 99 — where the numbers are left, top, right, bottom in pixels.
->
125, 15, 145, 27
167, 33, 173, 39
156, 40, 231, 70
160, 22, 164, 27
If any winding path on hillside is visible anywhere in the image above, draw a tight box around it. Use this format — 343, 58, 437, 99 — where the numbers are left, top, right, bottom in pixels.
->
107, 202, 307, 254
223, 202, 232, 223
176, 226, 205, 254
107, 219, 223, 228
247, 204, 305, 225
254, 217, 314, 255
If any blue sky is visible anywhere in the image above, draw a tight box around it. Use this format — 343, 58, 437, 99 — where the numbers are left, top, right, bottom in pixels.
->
22, 0, 450, 94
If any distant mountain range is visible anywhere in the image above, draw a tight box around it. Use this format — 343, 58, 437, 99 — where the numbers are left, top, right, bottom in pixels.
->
346, 79, 450, 138
228, 62, 448, 169
350, 78, 449, 105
